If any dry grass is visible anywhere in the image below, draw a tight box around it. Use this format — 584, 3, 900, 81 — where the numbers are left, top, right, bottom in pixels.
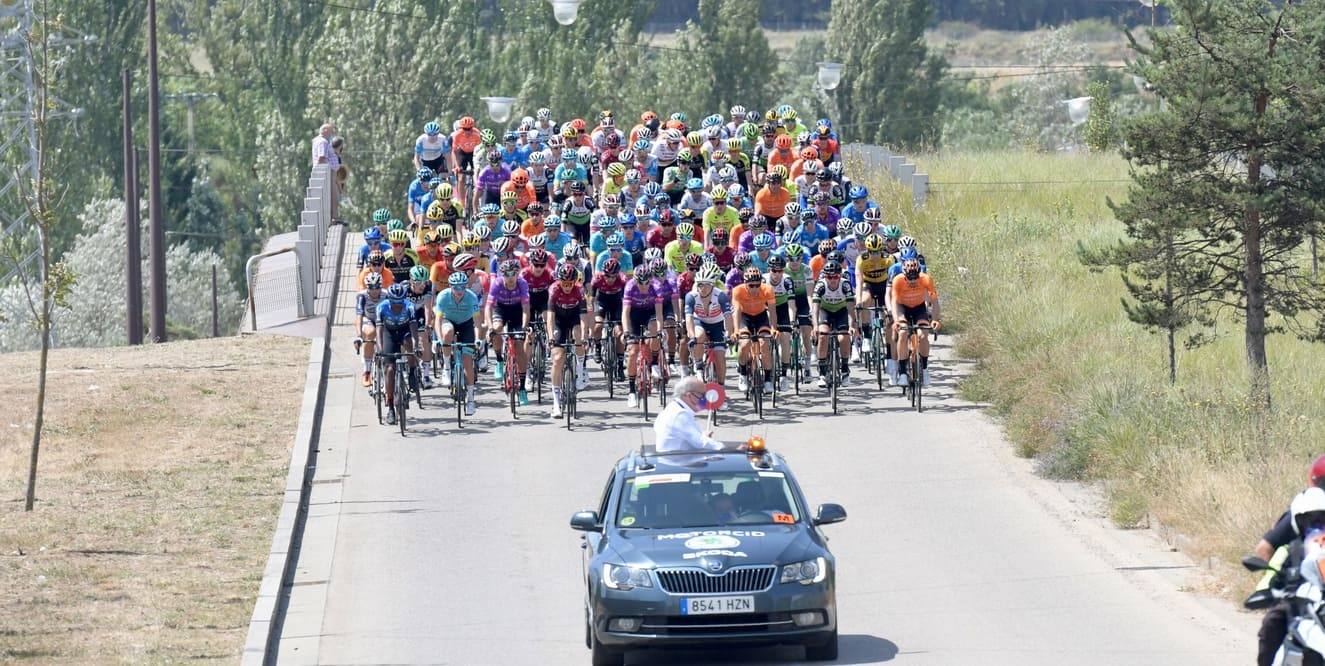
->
0, 334, 309, 663
859, 149, 1322, 599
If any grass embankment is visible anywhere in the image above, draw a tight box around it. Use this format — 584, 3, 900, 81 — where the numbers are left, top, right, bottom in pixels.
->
0, 335, 309, 662
857, 149, 1321, 588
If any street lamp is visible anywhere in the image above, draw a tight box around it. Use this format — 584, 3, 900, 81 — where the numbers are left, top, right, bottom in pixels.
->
1063, 96, 1092, 126
548, 0, 583, 26
816, 62, 844, 91
481, 97, 517, 124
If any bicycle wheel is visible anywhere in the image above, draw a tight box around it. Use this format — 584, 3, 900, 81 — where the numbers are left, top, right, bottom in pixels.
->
564, 363, 575, 429
873, 328, 885, 391
534, 338, 547, 404
396, 365, 408, 436
791, 335, 802, 396
413, 365, 424, 410
640, 351, 651, 420
750, 358, 763, 419
912, 351, 923, 413
373, 360, 384, 424
769, 339, 780, 409
829, 344, 840, 415
603, 330, 616, 399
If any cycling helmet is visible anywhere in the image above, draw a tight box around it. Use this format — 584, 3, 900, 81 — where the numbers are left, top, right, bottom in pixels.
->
544, 215, 562, 230
386, 283, 409, 302
729, 105, 746, 118
487, 151, 502, 164
553, 263, 577, 281
605, 232, 624, 248
705, 126, 722, 140
685, 132, 703, 148
372, 208, 391, 224
900, 248, 919, 262
799, 146, 818, 161
460, 232, 481, 248
598, 216, 619, 230
737, 207, 754, 222
677, 148, 693, 163
565, 240, 584, 259
816, 169, 833, 181
899, 235, 917, 249
493, 237, 513, 254
525, 202, 545, 216
624, 169, 641, 184
728, 184, 745, 198
724, 138, 742, 152
774, 135, 793, 150
479, 128, 496, 145
502, 131, 518, 142
384, 219, 404, 232
753, 233, 774, 250
710, 150, 727, 164
743, 267, 763, 284
453, 253, 478, 271
849, 185, 869, 200
800, 209, 818, 222
443, 242, 462, 257
363, 272, 383, 289
577, 149, 594, 166
784, 202, 801, 218
864, 234, 885, 252
388, 229, 410, 244
409, 265, 429, 282
765, 172, 784, 186
717, 166, 738, 183
570, 118, 587, 132
826, 250, 845, 263
817, 239, 836, 255
742, 123, 759, 141
808, 192, 827, 207
521, 232, 543, 249
364, 227, 382, 242
536, 108, 552, 121
836, 219, 853, 234
602, 257, 621, 275
497, 259, 521, 276
527, 248, 550, 266
733, 251, 752, 269
653, 194, 672, 208
709, 186, 728, 200
684, 253, 703, 271
569, 180, 587, 194
665, 128, 684, 142
749, 215, 767, 230
529, 150, 547, 165
768, 255, 786, 270
560, 150, 576, 163
853, 222, 873, 238
561, 126, 578, 140
677, 222, 695, 238
644, 247, 664, 263
632, 265, 651, 282
434, 223, 455, 240
606, 162, 627, 177
500, 190, 518, 204
859, 208, 881, 223
642, 180, 662, 197
367, 250, 385, 266
778, 105, 796, 120
649, 258, 667, 276
423, 121, 441, 137
761, 121, 778, 136
671, 112, 689, 124
601, 194, 621, 208
499, 219, 520, 237
686, 177, 703, 191
511, 169, 529, 186
784, 243, 805, 260
802, 159, 822, 175
709, 227, 728, 242
828, 161, 845, 176
696, 266, 721, 284
822, 260, 843, 276
797, 131, 812, 146
448, 271, 469, 287
880, 224, 901, 240
548, 135, 565, 148
701, 114, 722, 129
480, 203, 500, 216
458, 116, 476, 130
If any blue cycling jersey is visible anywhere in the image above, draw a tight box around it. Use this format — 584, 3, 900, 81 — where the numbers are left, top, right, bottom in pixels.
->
358, 241, 391, 267
839, 201, 879, 224
595, 250, 634, 273
407, 178, 430, 213
434, 288, 481, 323
544, 233, 573, 260
376, 300, 415, 328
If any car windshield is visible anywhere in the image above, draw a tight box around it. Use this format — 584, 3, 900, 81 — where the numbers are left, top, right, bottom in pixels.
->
616, 471, 801, 529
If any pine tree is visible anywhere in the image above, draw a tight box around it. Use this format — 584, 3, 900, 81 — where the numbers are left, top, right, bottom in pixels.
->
1086, 0, 1325, 407
827, 0, 947, 149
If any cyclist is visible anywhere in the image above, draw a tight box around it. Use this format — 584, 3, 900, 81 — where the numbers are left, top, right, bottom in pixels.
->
855, 233, 896, 369
808, 239, 835, 280
766, 255, 796, 390
502, 168, 536, 211
595, 232, 634, 273
547, 263, 589, 419
812, 119, 840, 166
414, 121, 450, 173
646, 208, 679, 251
724, 105, 749, 141
754, 167, 791, 228
730, 267, 778, 394
685, 264, 733, 386
780, 106, 809, 139
476, 151, 511, 207
520, 202, 547, 240
803, 166, 844, 209
383, 229, 420, 284
789, 147, 818, 183
781, 244, 815, 375
767, 134, 797, 177
415, 226, 448, 270
706, 227, 735, 272
601, 162, 628, 200
792, 158, 823, 198
527, 151, 552, 203
701, 186, 738, 245
487, 258, 532, 406
358, 250, 395, 290
750, 122, 778, 185
355, 272, 386, 387
533, 108, 558, 145
723, 139, 753, 191
890, 256, 941, 388
406, 265, 437, 389
749, 232, 779, 272
498, 194, 528, 227
589, 205, 622, 255
836, 221, 874, 269
664, 222, 704, 274
678, 178, 713, 217
542, 215, 572, 259
645, 257, 683, 375
809, 192, 842, 234
661, 160, 688, 205
617, 211, 648, 266
376, 283, 420, 425
738, 214, 777, 254
623, 264, 665, 409
499, 131, 530, 168
450, 117, 482, 208
840, 185, 879, 224
406, 167, 435, 228
434, 271, 480, 415
558, 181, 596, 244
358, 226, 390, 270
591, 256, 628, 382
726, 251, 753, 291
812, 259, 857, 387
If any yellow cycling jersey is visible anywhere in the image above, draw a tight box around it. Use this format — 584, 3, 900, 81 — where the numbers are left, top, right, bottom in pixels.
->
856, 253, 895, 284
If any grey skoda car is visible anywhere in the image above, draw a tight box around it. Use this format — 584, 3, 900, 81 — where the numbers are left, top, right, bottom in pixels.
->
570, 443, 847, 665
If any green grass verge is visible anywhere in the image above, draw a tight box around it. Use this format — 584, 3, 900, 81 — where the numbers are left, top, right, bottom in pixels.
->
856, 148, 1321, 569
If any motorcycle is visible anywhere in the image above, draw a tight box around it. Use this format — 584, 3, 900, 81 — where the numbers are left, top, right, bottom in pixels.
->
1245, 554, 1325, 666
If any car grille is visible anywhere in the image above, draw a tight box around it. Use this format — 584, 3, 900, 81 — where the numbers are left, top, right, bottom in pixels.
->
655, 566, 776, 594
640, 612, 794, 635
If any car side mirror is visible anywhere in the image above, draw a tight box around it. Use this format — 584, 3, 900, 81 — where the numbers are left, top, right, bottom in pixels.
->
570, 510, 601, 532
1242, 555, 1271, 572
813, 503, 847, 526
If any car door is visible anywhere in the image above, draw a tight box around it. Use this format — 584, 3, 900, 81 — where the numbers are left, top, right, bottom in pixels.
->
582, 469, 616, 592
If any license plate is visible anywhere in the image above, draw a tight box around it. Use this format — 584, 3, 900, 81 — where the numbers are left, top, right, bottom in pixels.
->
680, 595, 754, 615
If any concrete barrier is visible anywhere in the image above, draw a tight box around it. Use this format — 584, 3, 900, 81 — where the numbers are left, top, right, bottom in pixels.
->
842, 143, 929, 209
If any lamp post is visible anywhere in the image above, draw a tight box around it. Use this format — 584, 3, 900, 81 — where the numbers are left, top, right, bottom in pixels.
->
1063, 96, 1092, 126
481, 97, 517, 125
548, 0, 583, 26
816, 62, 844, 138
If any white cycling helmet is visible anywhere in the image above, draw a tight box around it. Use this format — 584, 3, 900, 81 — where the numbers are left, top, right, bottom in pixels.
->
1293, 487, 1325, 535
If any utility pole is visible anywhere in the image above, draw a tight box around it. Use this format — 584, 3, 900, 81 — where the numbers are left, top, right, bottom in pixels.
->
122, 68, 143, 344
164, 92, 217, 155
147, 0, 167, 342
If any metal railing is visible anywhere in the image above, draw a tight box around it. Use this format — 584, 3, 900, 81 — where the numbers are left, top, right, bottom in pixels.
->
246, 246, 304, 331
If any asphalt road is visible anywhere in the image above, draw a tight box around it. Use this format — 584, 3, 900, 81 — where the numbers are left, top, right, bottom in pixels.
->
276, 324, 1254, 665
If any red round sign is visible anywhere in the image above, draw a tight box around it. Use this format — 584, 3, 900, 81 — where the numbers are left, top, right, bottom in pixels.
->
703, 382, 726, 411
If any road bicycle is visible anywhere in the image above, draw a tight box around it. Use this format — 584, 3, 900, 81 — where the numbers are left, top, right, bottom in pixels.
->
442, 341, 477, 427
820, 325, 849, 415
497, 330, 527, 418
371, 351, 386, 424
740, 328, 774, 420
866, 305, 891, 391
599, 317, 623, 399
381, 350, 418, 436
784, 324, 804, 396
689, 332, 725, 428
630, 330, 667, 420
556, 340, 579, 429
528, 318, 549, 405
900, 321, 934, 413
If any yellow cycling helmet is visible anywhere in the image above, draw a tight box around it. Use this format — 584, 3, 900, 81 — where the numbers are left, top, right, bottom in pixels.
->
770, 164, 789, 179
685, 132, 703, 147
500, 190, 518, 203
388, 229, 410, 244
435, 223, 455, 239
864, 233, 885, 252
606, 162, 627, 177
726, 138, 743, 151
422, 228, 442, 244
781, 108, 798, 121
425, 201, 446, 220
434, 182, 453, 199
460, 231, 481, 248
710, 186, 728, 199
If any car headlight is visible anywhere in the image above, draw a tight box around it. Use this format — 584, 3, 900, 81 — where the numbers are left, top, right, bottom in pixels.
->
602, 563, 653, 591
780, 557, 827, 585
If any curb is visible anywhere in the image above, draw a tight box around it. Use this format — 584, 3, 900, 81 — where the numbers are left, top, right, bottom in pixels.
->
242, 226, 345, 665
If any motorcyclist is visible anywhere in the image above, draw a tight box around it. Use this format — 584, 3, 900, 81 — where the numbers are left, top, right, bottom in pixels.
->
1253, 455, 1325, 666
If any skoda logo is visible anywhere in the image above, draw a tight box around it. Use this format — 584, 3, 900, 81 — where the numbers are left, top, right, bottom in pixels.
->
706, 560, 723, 572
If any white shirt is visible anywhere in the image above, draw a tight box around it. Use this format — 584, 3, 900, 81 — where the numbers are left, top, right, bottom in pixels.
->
653, 398, 723, 452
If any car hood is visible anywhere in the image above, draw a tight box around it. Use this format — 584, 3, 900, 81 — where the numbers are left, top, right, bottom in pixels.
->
609, 525, 814, 571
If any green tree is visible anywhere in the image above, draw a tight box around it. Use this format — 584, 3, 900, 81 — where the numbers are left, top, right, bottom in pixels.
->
1082, 81, 1119, 152
1090, 0, 1325, 407
827, 0, 947, 149
646, 0, 775, 123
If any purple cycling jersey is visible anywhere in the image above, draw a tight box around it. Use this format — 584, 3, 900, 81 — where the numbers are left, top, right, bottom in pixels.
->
652, 271, 678, 302
623, 278, 663, 309
478, 165, 512, 193
488, 276, 530, 305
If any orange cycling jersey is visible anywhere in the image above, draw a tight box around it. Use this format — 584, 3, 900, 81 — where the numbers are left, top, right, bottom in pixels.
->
357, 266, 395, 290
451, 128, 481, 154
520, 217, 545, 240
891, 273, 938, 308
754, 186, 790, 219
730, 283, 775, 317
428, 260, 453, 291
768, 149, 797, 172
501, 181, 537, 210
